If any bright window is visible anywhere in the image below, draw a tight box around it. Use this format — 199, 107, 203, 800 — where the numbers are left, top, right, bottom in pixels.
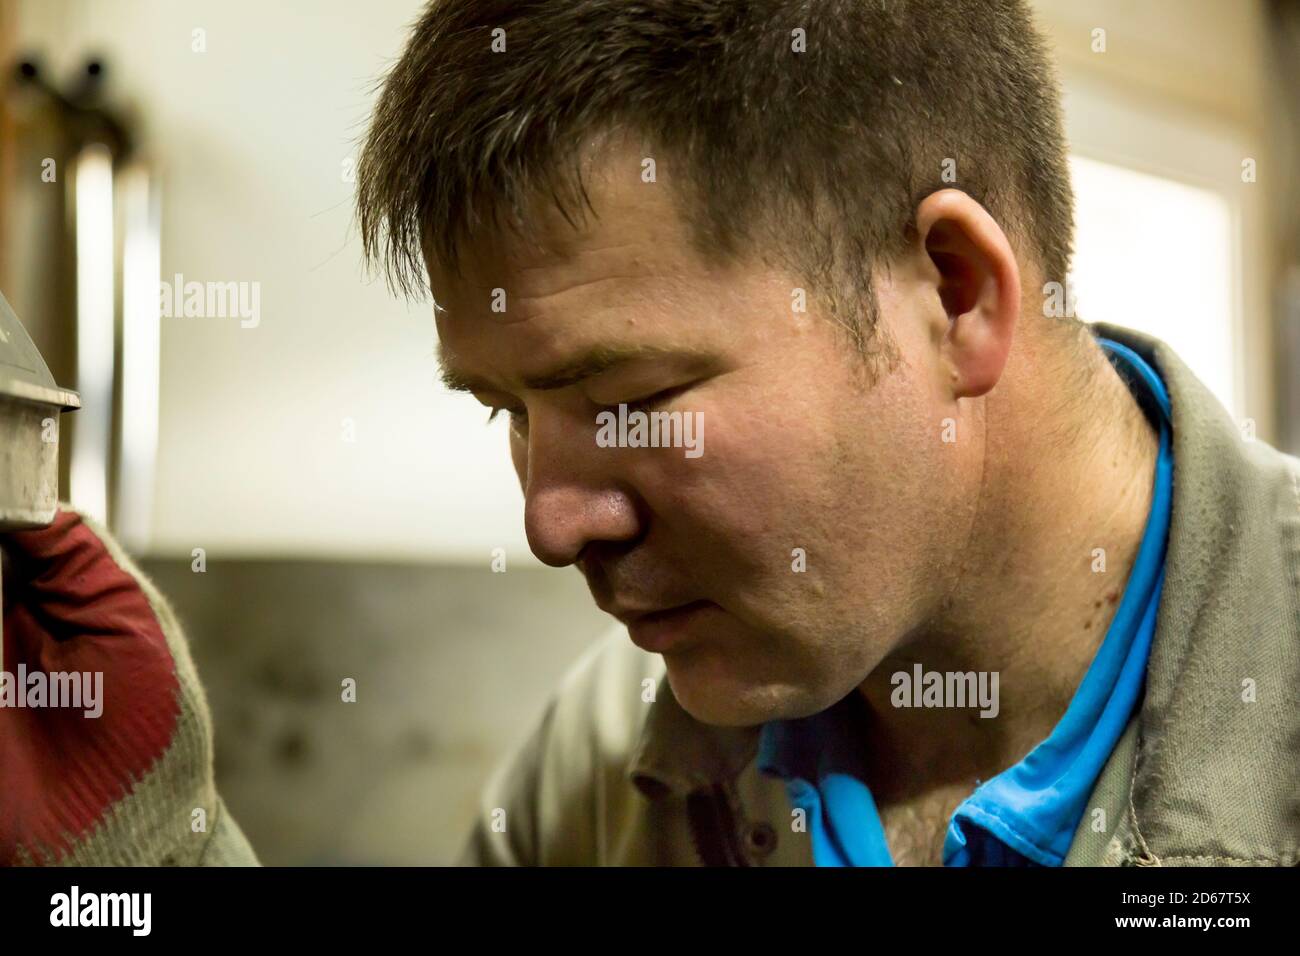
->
1069, 154, 1237, 414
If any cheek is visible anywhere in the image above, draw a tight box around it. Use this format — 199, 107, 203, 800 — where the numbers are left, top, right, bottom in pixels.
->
629, 399, 840, 558
709, 368, 940, 576
826, 380, 967, 617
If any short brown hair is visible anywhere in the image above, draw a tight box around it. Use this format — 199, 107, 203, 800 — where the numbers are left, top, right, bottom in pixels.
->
357, 0, 1075, 356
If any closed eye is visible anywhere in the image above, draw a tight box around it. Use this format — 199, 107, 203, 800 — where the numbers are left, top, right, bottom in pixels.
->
615, 382, 696, 414
482, 380, 700, 430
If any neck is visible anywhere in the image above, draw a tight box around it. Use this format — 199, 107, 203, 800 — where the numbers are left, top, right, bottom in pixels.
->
857, 323, 1161, 803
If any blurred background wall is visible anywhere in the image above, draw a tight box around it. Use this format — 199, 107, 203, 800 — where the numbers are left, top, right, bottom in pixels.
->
0, 0, 1296, 863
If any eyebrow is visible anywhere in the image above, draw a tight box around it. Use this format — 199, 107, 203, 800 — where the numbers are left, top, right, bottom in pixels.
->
437, 344, 715, 395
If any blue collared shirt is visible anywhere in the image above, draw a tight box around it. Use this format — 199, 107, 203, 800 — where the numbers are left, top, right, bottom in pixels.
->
757, 336, 1174, 866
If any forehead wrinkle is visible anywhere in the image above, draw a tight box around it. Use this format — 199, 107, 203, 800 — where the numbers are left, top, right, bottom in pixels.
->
510, 272, 655, 319
430, 177, 703, 324
434, 264, 659, 331
501, 234, 669, 306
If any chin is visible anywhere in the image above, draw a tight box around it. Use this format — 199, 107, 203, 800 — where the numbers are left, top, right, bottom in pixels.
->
663, 654, 819, 728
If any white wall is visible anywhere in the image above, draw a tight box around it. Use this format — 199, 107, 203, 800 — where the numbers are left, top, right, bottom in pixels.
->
17, 0, 533, 563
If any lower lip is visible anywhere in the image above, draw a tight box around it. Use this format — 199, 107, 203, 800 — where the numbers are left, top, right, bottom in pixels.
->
627, 601, 714, 653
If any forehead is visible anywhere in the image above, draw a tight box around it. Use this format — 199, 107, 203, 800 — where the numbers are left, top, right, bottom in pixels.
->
429, 143, 697, 310
425, 138, 747, 377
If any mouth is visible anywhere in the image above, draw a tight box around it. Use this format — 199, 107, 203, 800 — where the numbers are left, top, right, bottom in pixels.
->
619, 600, 715, 653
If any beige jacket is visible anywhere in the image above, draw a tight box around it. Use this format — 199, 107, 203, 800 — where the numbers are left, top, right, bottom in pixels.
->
458, 322, 1300, 867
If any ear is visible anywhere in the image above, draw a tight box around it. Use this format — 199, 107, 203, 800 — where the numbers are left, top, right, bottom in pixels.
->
915, 189, 1021, 400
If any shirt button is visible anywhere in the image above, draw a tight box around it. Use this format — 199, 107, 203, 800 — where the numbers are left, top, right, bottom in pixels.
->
745, 822, 778, 859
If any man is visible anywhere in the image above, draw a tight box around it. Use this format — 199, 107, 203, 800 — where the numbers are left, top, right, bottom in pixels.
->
357, 0, 1300, 866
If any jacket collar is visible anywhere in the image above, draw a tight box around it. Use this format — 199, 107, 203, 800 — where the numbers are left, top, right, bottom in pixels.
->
628, 681, 761, 798
629, 323, 1300, 865
1092, 322, 1300, 864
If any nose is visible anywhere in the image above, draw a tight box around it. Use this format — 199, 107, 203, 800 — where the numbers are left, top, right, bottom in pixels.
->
520, 410, 642, 567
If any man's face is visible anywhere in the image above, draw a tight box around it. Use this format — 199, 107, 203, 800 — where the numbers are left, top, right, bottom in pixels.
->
431, 143, 970, 727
